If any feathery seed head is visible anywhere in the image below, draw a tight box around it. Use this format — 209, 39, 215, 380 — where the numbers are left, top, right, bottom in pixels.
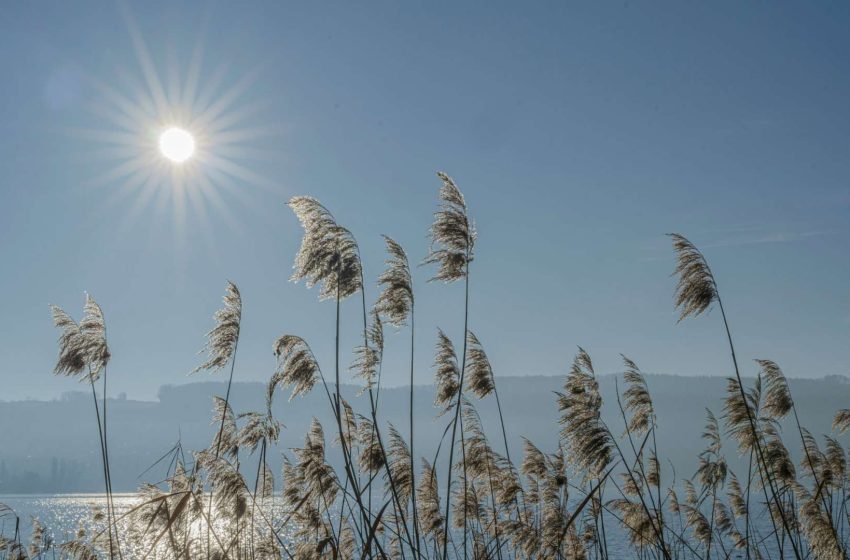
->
668, 233, 718, 322
210, 396, 239, 460
423, 172, 476, 282
833, 409, 850, 434
722, 377, 761, 453
350, 309, 383, 393
521, 439, 548, 480
192, 281, 241, 374
357, 416, 385, 473
433, 329, 461, 415
237, 410, 281, 453
273, 335, 321, 399
417, 459, 445, 540
622, 355, 655, 434
376, 235, 413, 327
288, 196, 362, 301
727, 473, 747, 518
387, 424, 413, 505
50, 294, 111, 382
80, 294, 111, 376
557, 347, 613, 479
465, 331, 495, 399
821, 436, 846, 490
757, 359, 793, 420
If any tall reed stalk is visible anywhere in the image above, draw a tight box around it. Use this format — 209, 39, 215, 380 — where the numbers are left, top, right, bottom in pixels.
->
191, 280, 242, 558
670, 233, 803, 560
50, 295, 118, 558
422, 172, 476, 560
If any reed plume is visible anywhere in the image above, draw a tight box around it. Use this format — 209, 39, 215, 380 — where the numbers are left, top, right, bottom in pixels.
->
697, 409, 727, 557
669, 233, 717, 321
417, 460, 445, 543
28, 518, 48, 559
237, 411, 281, 453
722, 376, 760, 453
557, 348, 612, 479
423, 172, 475, 283
377, 235, 413, 327
465, 331, 494, 399
357, 416, 385, 473
798, 489, 844, 560
622, 356, 655, 435
833, 409, 850, 433
433, 329, 461, 415
192, 281, 241, 374
296, 419, 339, 506
387, 424, 413, 506
350, 309, 383, 393
272, 335, 322, 400
210, 396, 239, 461
726, 473, 747, 518
50, 294, 111, 382
288, 196, 362, 301
758, 359, 793, 421
60, 540, 100, 560
336, 397, 357, 450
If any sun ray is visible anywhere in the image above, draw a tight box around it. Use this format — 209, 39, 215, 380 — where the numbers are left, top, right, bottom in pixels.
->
194, 173, 244, 236
165, 44, 182, 110
120, 2, 171, 120
197, 100, 270, 137
112, 174, 163, 241
200, 153, 276, 193
68, 3, 278, 262
184, 175, 222, 263
192, 62, 231, 117
90, 82, 151, 129
181, 9, 210, 112
193, 68, 260, 130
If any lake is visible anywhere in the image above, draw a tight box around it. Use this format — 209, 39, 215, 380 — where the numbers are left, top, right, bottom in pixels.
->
0, 493, 781, 559
0, 493, 137, 542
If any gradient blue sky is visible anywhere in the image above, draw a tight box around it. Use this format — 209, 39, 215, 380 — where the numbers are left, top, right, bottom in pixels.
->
1, 1, 848, 400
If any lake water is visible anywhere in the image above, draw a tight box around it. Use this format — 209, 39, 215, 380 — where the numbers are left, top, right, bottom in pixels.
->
0, 494, 137, 542
0, 493, 292, 557
0, 493, 784, 558
1, 493, 633, 556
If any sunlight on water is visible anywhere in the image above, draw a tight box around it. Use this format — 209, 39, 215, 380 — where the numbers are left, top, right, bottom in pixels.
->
0, 493, 296, 555
0, 494, 136, 542
0, 493, 672, 558
0, 492, 784, 558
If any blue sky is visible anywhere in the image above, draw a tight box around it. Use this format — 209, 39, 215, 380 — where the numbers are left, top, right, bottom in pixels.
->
1, 1, 848, 400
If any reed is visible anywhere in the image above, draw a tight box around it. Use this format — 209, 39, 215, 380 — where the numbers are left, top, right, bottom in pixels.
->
3, 173, 848, 560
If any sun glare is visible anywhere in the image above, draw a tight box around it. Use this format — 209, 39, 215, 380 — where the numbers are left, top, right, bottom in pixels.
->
77, 3, 278, 256
159, 127, 195, 163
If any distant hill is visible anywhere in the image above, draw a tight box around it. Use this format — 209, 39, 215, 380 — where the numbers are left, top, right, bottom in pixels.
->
1, 374, 848, 493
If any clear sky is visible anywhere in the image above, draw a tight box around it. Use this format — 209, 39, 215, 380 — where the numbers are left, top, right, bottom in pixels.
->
1, 1, 848, 400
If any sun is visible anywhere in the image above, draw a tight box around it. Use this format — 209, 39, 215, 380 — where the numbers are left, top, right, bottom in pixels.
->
159, 127, 195, 163
74, 3, 280, 258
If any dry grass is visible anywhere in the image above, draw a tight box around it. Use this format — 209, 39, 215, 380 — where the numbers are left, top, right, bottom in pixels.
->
1, 172, 849, 560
